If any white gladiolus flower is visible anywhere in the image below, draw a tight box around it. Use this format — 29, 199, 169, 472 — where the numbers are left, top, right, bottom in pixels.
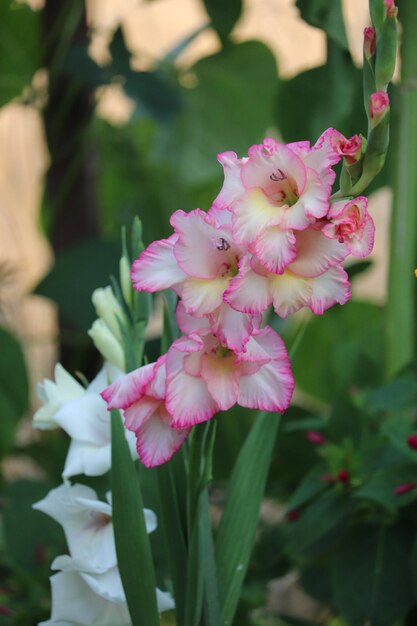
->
33, 364, 84, 430
88, 319, 125, 372
34, 483, 175, 625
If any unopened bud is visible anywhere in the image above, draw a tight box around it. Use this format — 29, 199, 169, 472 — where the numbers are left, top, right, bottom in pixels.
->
91, 287, 124, 341
364, 26, 376, 58
88, 319, 125, 371
394, 482, 417, 495
369, 90, 390, 126
286, 508, 300, 522
338, 469, 350, 484
407, 435, 417, 450
306, 431, 326, 445
384, 0, 398, 18
119, 255, 133, 307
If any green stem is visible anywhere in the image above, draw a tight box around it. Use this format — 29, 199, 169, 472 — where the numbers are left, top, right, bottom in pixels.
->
386, 0, 417, 376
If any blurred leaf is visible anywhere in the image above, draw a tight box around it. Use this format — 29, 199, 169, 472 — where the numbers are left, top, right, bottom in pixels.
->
111, 410, 159, 626
364, 374, 417, 413
0, 327, 29, 458
296, 0, 348, 49
202, 0, 242, 42
288, 491, 352, 554
292, 301, 385, 403
165, 41, 279, 184
381, 418, 417, 463
332, 524, 415, 626
286, 465, 328, 511
301, 562, 334, 605
164, 23, 210, 64
64, 44, 107, 88
34, 238, 120, 332
3, 480, 65, 570
345, 260, 373, 281
110, 29, 181, 121
0, 2, 40, 106
355, 463, 417, 511
216, 412, 280, 626
277, 42, 365, 144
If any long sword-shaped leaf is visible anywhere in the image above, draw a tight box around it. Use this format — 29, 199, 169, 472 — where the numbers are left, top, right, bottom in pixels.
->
111, 409, 160, 626
216, 411, 281, 626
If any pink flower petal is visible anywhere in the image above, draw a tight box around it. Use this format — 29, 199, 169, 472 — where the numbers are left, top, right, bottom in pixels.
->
181, 276, 229, 315
309, 265, 351, 314
232, 188, 281, 245
131, 234, 185, 292
101, 363, 156, 410
288, 227, 348, 278
213, 151, 246, 210
269, 271, 312, 317
252, 226, 297, 274
136, 408, 190, 468
224, 258, 272, 314
176, 300, 210, 335
209, 301, 261, 352
124, 397, 162, 431
200, 354, 239, 411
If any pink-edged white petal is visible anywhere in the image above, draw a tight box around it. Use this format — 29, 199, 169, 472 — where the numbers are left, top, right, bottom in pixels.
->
348, 213, 375, 257
213, 151, 246, 210
181, 276, 229, 315
288, 226, 348, 278
224, 258, 272, 314
166, 339, 218, 427
324, 196, 375, 259
200, 354, 239, 411
208, 301, 261, 352
237, 327, 294, 412
176, 300, 210, 335
101, 363, 156, 410
131, 234, 185, 292
171, 209, 238, 279
123, 397, 162, 432
136, 407, 190, 468
242, 141, 307, 198
252, 226, 297, 274
309, 265, 351, 314
232, 187, 281, 245
269, 271, 312, 317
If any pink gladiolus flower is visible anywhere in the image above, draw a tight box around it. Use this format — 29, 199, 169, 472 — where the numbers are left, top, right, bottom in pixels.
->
165, 325, 294, 428
224, 251, 350, 318
331, 132, 364, 165
369, 91, 390, 125
322, 197, 375, 258
384, 0, 397, 17
131, 209, 260, 351
213, 131, 342, 274
364, 27, 376, 58
102, 357, 190, 468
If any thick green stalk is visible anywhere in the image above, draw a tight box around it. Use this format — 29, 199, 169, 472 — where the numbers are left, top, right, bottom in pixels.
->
386, 0, 417, 376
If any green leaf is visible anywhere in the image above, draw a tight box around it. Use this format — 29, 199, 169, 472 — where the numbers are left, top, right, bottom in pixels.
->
216, 411, 280, 626
286, 465, 328, 511
381, 418, 417, 463
0, 327, 29, 458
291, 302, 385, 403
166, 41, 279, 184
277, 42, 365, 144
364, 374, 417, 413
35, 238, 121, 332
111, 410, 159, 626
202, 0, 242, 42
0, 2, 40, 106
296, 0, 348, 49
345, 260, 373, 281
332, 524, 415, 626
354, 463, 417, 511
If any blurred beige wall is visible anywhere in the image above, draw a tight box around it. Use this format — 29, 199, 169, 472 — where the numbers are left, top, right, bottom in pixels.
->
0, 0, 389, 411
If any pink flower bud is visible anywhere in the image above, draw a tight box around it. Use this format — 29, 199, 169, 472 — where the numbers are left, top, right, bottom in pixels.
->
338, 469, 350, 484
394, 482, 417, 495
286, 508, 300, 522
306, 431, 326, 445
0, 606, 12, 617
384, 0, 398, 18
369, 91, 390, 124
339, 134, 364, 165
364, 26, 376, 58
407, 435, 417, 450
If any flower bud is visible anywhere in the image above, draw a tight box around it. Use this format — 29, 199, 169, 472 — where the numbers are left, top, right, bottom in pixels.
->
119, 255, 133, 307
338, 134, 364, 165
407, 435, 417, 450
91, 287, 124, 341
394, 482, 417, 496
306, 431, 326, 445
88, 319, 125, 371
364, 26, 376, 58
286, 508, 300, 522
384, 0, 398, 18
338, 469, 350, 484
369, 90, 390, 126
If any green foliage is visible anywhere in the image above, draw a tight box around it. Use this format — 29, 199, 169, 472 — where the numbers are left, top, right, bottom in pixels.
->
0, 1, 40, 106
296, 0, 348, 49
35, 238, 121, 332
202, 0, 243, 42
0, 327, 29, 459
